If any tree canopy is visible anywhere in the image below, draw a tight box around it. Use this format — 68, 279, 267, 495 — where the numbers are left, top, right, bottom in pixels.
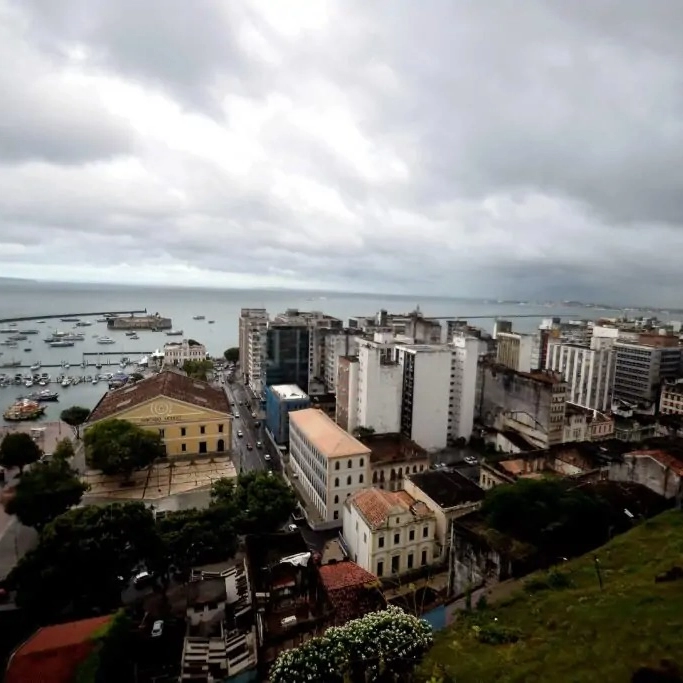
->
4, 456, 88, 530
270, 606, 433, 683
481, 478, 612, 559
182, 359, 214, 381
84, 419, 165, 480
211, 471, 297, 533
0, 432, 42, 473
60, 406, 91, 439
8, 502, 158, 621
52, 437, 75, 460
223, 347, 239, 362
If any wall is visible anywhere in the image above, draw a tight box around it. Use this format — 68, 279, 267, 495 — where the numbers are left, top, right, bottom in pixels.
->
327, 454, 370, 523
335, 357, 358, 431
342, 502, 372, 570
450, 337, 479, 441
99, 397, 232, 457
357, 342, 402, 434
370, 459, 429, 491
609, 454, 682, 499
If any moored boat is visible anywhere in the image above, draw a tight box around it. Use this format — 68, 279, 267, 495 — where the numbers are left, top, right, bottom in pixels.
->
28, 390, 59, 402
97, 336, 116, 344
3, 399, 46, 421
166, 330, 183, 336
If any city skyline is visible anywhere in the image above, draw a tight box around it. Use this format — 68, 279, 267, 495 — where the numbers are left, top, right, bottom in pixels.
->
2, 2, 683, 305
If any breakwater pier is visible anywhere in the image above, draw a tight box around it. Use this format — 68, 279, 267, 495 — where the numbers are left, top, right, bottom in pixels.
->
0, 310, 147, 324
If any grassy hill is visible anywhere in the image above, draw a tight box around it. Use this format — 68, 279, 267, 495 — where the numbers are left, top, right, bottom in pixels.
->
419, 509, 683, 683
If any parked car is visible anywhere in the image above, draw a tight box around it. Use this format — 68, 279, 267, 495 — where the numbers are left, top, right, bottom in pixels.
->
246, 443, 253, 451
251, 412, 257, 419
234, 412, 240, 419
133, 571, 154, 589
264, 453, 271, 461
256, 441, 263, 449
287, 524, 298, 532
464, 455, 478, 466
237, 430, 244, 438
151, 620, 164, 638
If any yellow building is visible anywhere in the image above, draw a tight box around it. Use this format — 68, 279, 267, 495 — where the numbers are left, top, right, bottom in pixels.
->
86, 370, 232, 457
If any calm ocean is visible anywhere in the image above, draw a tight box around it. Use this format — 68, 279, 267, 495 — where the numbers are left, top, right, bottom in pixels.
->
0, 279, 636, 425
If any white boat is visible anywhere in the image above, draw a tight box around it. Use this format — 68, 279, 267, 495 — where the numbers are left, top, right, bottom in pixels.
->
165, 330, 183, 336
98, 337, 116, 344
61, 377, 71, 387
63, 362, 70, 370
92, 376, 99, 384
25, 378, 33, 387
72, 376, 81, 385
29, 362, 41, 371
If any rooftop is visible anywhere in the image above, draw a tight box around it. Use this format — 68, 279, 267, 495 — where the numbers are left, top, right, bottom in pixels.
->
6, 615, 112, 683
625, 449, 683, 477
270, 384, 308, 400
87, 370, 230, 423
349, 488, 432, 530
408, 469, 485, 509
244, 532, 311, 593
480, 360, 565, 385
358, 432, 428, 465
289, 409, 371, 459
318, 560, 378, 592
500, 429, 537, 452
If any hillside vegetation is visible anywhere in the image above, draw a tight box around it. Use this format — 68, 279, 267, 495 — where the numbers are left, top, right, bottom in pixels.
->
420, 509, 683, 683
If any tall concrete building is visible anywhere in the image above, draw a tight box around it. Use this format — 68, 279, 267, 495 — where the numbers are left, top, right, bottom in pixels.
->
493, 320, 512, 340
449, 336, 480, 442
496, 332, 535, 373
323, 330, 361, 393
238, 308, 268, 395
335, 356, 359, 432
546, 340, 614, 411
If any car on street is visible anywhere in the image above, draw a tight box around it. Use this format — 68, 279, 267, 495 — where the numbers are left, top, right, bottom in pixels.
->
254, 420, 261, 428
246, 443, 253, 451
256, 441, 263, 448
133, 571, 154, 589
464, 455, 478, 466
151, 620, 164, 638
251, 412, 257, 418
287, 524, 298, 532
234, 412, 240, 419
264, 453, 271, 461
237, 430, 244, 438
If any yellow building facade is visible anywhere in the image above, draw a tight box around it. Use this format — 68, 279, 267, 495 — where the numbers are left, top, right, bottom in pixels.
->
86, 371, 233, 458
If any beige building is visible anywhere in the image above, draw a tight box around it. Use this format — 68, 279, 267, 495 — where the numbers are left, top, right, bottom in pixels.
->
86, 370, 232, 458
343, 487, 437, 578
238, 308, 268, 395
403, 470, 485, 561
163, 339, 207, 367
289, 409, 371, 527
660, 380, 683, 416
496, 332, 535, 373
563, 403, 614, 442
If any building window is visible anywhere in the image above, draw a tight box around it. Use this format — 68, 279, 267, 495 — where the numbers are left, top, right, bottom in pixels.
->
181, 443, 187, 452
218, 424, 224, 433
391, 556, 400, 574
360, 457, 364, 467
378, 536, 385, 548
359, 473, 364, 484
200, 425, 206, 435
335, 461, 340, 470
423, 525, 429, 538
181, 427, 187, 437
334, 478, 339, 487
421, 550, 427, 566
346, 475, 352, 485
347, 459, 352, 469
334, 495, 339, 504
199, 442, 207, 454
363, 533, 367, 543
333, 510, 339, 520
377, 561, 384, 577
393, 533, 400, 545
409, 529, 415, 541
159, 429, 165, 438
407, 553, 414, 569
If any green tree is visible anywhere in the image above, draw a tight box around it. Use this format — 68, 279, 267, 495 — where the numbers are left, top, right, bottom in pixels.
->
211, 472, 297, 533
182, 359, 214, 381
60, 406, 91, 439
52, 437, 75, 460
269, 606, 433, 683
0, 432, 42, 473
4, 457, 88, 530
84, 419, 165, 481
7, 502, 158, 620
223, 347, 239, 362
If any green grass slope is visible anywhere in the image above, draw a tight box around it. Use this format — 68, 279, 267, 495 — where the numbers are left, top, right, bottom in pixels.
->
420, 510, 683, 683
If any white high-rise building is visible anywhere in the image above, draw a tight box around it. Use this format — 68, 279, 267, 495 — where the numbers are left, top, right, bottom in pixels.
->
356, 334, 403, 434
324, 330, 361, 393
449, 336, 480, 441
238, 308, 268, 395
546, 341, 614, 412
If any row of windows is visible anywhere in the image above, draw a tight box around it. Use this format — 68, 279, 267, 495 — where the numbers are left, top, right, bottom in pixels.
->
376, 550, 428, 576
172, 439, 225, 454
333, 473, 364, 487
333, 457, 364, 470
158, 424, 224, 438
376, 525, 430, 547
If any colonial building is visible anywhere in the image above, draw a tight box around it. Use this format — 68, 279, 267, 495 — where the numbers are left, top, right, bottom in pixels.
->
343, 487, 438, 578
360, 433, 430, 492
86, 370, 232, 458
163, 338, 207, 367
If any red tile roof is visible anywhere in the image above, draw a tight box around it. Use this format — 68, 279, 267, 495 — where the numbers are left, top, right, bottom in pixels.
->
6, 615, 112, 683
87, 370, 230, 423
348, 487, 432, 530
318, 560, 378, 592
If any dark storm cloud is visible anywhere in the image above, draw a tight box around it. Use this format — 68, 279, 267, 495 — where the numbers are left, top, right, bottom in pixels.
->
3, 0, 683, 303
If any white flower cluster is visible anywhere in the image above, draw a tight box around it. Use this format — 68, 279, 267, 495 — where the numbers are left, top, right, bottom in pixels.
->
269, 605, 434, 683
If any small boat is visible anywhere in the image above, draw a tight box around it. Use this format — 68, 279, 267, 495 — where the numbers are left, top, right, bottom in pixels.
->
50, 340, 75, 347
63, 363, 70, 370
129, 334, 139, 340
98, 337, 116, 344
19, 329, 39, 335
0, 328, 14, 334
61, 377, 71, 387
208, 320, 215, 324
125, 331, 137, 337
24, 379, 33, 388
29, 390, 59, 402
3, 399, 46, 421
96, 318, 108, 323
72, 376, 81, 385
8, 335, 27, 341
165, 330, 183, 336
30, 362, 41, 371
23, 348, 31, 352
193, 315, 205, 320
75, 321, 92, 327
92, 376, 99, 384
60, 317, 80, 322
95, 362, 102, 369
37, 320, 45, 324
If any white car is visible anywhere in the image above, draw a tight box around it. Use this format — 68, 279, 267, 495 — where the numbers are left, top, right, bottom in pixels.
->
288, 524, 298, 532
264, 453, 271, 461
464, 455, 478, 466
237, 430, 244, 438
151, 620, 163, 638
234, 412, 240, 419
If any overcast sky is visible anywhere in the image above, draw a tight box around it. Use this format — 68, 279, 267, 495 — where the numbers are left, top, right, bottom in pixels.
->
1, 1, 682, 304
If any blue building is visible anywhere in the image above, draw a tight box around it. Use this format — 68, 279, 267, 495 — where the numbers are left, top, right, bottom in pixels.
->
266, 384, 311, 444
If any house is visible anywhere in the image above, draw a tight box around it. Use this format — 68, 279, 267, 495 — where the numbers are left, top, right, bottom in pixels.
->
180, 561, 258, 683
85, 370, 232, 458
402, 469, 486, 560
317, 560, 385, 625
5, 615, 112, 683
361, 432, 430, 492
343, 487, 438, 579
163, 338, 208, 366
562, 404, 614, 443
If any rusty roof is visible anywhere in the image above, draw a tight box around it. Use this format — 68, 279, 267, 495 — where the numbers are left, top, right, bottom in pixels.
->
6, 615, 112, 683
318, 560, 378, 592
626, 449, 683, 477
289, 409, 370, 459
87, 370, 230, 423
348, 487, 432, 530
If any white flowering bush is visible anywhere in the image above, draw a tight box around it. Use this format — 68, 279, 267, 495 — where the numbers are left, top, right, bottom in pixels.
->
269, 605, 434, 683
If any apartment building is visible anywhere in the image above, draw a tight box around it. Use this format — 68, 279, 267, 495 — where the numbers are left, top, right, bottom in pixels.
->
238, 309, 268, 394
264, 384, 310, 444
163, 339, 207, 367
563, 403, 614, 442
477, 363, 568, 448
335, 356, 359, 432
660, 380, 683, 416
613, 336, 681, 406
496, 332, 535, 373
546, 340, 614, 411
356, 334, 403, 435
323, 330, 361, 393
289, 409, 371, 527
348, 308, 441, 343
449, 336, 481, 442
343, 487, 437, 578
